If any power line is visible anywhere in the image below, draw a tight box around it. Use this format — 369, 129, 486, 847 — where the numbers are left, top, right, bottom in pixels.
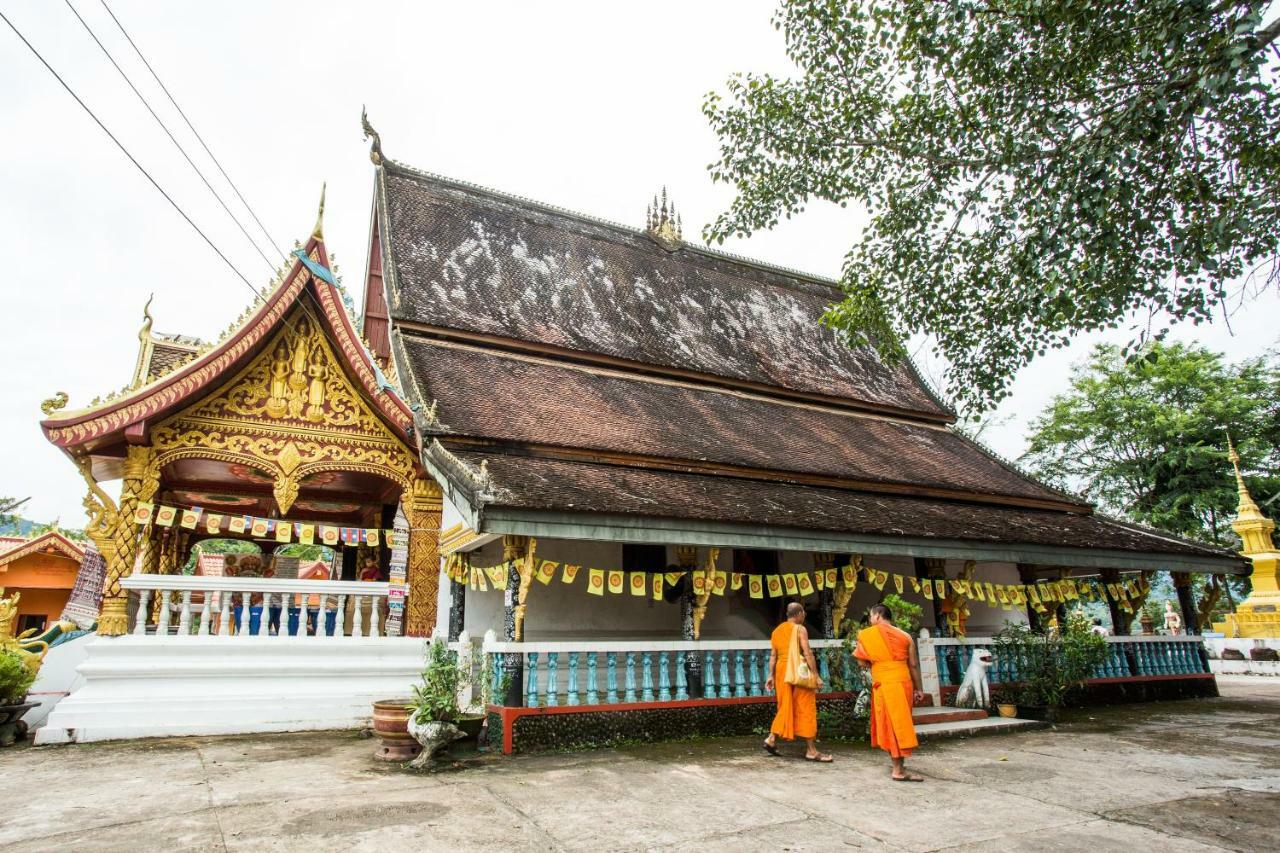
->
62, 0, 279, 273
0, 9, 263, 302
98, 0, 284, 258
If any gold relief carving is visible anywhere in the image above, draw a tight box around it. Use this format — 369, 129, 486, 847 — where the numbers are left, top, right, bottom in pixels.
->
691, 547, 719, 640
40, 392, 69, 416
831, 555, 863, 635
404, 477, 444, 637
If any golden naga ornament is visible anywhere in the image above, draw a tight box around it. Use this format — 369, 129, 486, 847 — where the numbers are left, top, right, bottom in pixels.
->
40, 392, 69, 416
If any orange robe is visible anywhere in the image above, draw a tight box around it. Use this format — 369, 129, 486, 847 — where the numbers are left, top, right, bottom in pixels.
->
853, 624, 918, 758
770, 621, 817, 740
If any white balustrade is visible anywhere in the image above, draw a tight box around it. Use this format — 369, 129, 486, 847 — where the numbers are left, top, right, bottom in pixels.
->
120, 574, 393, 639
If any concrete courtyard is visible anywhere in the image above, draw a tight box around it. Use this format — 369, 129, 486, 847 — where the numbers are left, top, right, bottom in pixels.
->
3, 676, 1277, 852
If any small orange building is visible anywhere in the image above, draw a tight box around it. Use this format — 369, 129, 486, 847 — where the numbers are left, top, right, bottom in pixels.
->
0, 531, 85, 635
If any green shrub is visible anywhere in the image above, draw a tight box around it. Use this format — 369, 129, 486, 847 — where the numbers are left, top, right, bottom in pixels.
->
0, 650, 35, 704
993, 612, 1108, 709
880, 593, 923, 637
408, 638, 465, 723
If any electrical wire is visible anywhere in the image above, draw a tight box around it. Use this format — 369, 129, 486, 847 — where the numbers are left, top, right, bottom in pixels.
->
98, 0, 284, 258
63, 0, 279, 273
0, 8, 264, 303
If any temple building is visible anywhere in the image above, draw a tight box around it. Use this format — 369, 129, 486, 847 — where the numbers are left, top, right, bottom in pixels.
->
0, 529, 85, 635
30, 125, 1243, 744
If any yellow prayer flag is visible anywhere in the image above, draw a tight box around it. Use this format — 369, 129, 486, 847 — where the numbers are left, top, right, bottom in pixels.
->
538, 560, 558, 585
562, 564, 581, 584
909, 576, 922, 594
893, 574, 904, 595
814, 569, 825, 591
320, 525, 338, 545
973, 581, 986, 602
863, 565, 876, 582
1028, 585, 1041, 604
180, 509, 200, 530
608, 570, 625, 594
652, 573, 664, 600
275, 522, 291, 543
749, 576, 764, 599
227, 515, 246, 534
842, 565, 856, 586
155, 505, 177, 527
299, 524, 315, 545
797, 573, 815, 596
365, 529, 381, 548
731, 572, 743, 591
488, 564, 507, 587
692, 572, 707, 595
712, 570, 727, 596
766, 575, 783, 597
588, 568, 605, 595
984, 582, 996, 602
783, 574, 799, 595
664, 571, 683, 587
934, 579, 946, 599
469, 569, 478, 590
205, 514, 223, 534
922, 579, 934, 600
476, 568, 489, 592
250, 518, 269, 537
873, 570, 888, 591
134, 502, 155, 525
629, 572, 646, 596
826, 568, 837, 588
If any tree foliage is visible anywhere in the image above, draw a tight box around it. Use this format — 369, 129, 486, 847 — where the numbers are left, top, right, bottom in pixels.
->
1021, 341, 1280, 547
705, 1, 1280, 411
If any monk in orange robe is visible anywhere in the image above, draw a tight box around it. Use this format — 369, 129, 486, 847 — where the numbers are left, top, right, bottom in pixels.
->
854, 602, 925, 781
763, 602, 832, 762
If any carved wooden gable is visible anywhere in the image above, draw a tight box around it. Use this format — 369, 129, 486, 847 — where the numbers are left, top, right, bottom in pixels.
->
151, 307, 417, 513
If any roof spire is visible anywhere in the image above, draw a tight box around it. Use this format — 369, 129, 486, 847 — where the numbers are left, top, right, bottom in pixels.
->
645, 187, 683, 251
312, 182, 326, 240
1227, 432, 1264, 520
361, 106, 384, 166
1227, 430, 1277, 556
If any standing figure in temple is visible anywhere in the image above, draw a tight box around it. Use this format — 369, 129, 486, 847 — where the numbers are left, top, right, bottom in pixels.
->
305, 341, 327, 423
762, 602, 832, 762
854, 603, 924, 781
1163, 600, 1183, 635
266, 339, 291, 419
287, 321, 310, 419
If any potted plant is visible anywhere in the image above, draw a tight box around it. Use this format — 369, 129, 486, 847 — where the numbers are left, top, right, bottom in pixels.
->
0, 649, 37, 747
993, 612, 1108, 722
1138, 601, 1159, 636
405, 637, 469, 767
991, 686, 1018, 719
371, 697, 421, 762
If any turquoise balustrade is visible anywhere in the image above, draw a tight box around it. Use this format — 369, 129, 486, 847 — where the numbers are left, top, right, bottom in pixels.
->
718, 651, 732, 699
674, 655, 688, 701
733, 651, 747, 698
545, 652, 559, 707
606, 653, 618, 704
526, 651, 540, 706
624, 652, 638, 703
587, 653, 599, 704
703, 651, 717, 699
658, 652, 672, 701
566, 652, 580, 706
641, 652, 656, 703
748, 651, 762, 696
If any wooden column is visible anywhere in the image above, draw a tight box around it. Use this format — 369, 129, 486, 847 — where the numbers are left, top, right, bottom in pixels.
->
1017, 564, 1042, 631
1172, 572, 1199, 636
99, 445, 160, 636
502, 535, 529, 706
404, 478, 444, 637
915, 557, 947, 636
1101, 569, 1131, 635
676, 546, 701, 694
814, 553, 835, 638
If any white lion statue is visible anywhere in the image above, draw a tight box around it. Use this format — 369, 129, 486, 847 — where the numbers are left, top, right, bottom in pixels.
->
954, 648, 993, 709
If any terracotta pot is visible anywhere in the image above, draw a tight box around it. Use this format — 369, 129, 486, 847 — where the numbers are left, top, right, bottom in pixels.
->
0, 702, 35, 747
996, 703, 1018, 718
371, 699, 421, 762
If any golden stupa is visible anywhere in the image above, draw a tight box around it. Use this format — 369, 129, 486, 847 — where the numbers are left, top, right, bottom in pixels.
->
1213, 438, 1280, 637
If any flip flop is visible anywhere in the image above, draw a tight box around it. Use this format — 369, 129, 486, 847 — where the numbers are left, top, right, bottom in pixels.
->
762, 741, 780, 756
805, 753, 834, 763
891, 774, 924, 782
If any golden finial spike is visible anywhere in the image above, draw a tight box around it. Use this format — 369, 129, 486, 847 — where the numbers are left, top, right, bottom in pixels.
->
312, 182, 326, 240
1227, 431, 1262, 516
138, 293, 154, 342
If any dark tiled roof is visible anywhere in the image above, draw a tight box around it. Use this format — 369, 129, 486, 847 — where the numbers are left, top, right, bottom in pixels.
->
146, 342, 198, 380
457, 450, 1229, 560
402, 337, 1078, 507
379, 163, 951, 418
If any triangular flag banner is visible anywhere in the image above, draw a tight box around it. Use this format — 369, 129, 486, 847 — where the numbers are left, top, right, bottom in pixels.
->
664, 571, 683, 587
1029, 585, 1041, 604
629, 572, 646, 596
692, 573, 707, 595
563, 564, 581, 584
842, 565, 856, 586
250, 518, 269, 538
749, 576, 764, 599
893, 574, 904, 595
155, 505, 177, 527
712, 570, 727, 596
909, 576, 921, 594
652, 574, 663, 601
227, 516, 246, 534
299, 524, 315, 545
476, 569, 489, 592
797, 573, 815, 596
814, 569, 825, 591
538, 560, 558, 585
469, 569, 478, 590
588, 568, 605, 595
864, 565, 876, 582
973, 582, 985, 602
365, 529, 381, 548
134, 502, 155, 525
608, 570, 625, 594
984, 582, 996, 602
873, 570, 888, 591
275, 522, 292, 543
826, 568, 837, 588
205, 514, 223, 534
180, 508, 202, 530
922, 579, 934, 600
766, 575, 783, 597
934, 579, 946, 600
950, 580, 964, 595
782, 574, 799, 595
488, 564, 507, 587
731, 572, 744, 591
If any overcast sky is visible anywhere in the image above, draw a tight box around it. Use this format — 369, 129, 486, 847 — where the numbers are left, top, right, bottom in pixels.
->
3, 1, 1277, 527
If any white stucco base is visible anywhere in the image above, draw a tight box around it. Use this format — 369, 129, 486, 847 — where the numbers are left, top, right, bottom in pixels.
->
34, 634, 429, 745
1202, 637, 1280, 676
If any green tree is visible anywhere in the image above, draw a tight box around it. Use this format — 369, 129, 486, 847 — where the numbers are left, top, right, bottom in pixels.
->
704, 1, 1280, 411
1022, 341, 1279, 599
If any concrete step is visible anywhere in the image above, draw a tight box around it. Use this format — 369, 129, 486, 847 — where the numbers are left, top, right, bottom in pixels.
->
911, 706, 988, 725
915, 715, 1047, 741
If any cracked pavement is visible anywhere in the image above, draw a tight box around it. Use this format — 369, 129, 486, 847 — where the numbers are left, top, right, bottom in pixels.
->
3, 676, 1277, 852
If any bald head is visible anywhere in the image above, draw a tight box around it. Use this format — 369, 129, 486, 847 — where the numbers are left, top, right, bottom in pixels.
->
786, 601, 805, 620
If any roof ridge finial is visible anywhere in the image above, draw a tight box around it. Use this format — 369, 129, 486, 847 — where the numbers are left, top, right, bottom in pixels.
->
361, 106, 384, 166
138, 293, 154, 342
645, 187, 683, 251
312, 182, 326, 240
